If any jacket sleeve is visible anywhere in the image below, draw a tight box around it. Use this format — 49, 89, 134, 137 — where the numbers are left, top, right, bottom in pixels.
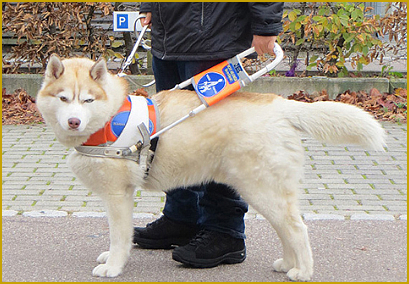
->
139, 2, 152, 13
248, 2, 284, 36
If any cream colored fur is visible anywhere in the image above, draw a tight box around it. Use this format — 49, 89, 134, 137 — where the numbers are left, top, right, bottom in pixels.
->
36, 56, 386, 281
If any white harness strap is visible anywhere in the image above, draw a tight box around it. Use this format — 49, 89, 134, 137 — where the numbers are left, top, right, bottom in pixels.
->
74, 96, 159, 177
111, 95, 149, 148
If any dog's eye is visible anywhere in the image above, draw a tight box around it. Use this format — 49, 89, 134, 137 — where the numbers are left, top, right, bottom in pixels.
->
59, 96, 68, 102
84, 98, 94, 103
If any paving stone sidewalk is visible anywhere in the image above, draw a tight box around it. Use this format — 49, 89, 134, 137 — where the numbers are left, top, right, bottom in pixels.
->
2, 121, 407, 220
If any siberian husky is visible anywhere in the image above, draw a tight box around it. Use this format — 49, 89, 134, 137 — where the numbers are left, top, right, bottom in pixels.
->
36, 55, 386, 281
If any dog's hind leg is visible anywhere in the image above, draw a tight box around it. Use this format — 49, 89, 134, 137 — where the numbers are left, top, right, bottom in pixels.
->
270, 200, 313, 282
92, 185, 135, 278
239, 179, 313, 281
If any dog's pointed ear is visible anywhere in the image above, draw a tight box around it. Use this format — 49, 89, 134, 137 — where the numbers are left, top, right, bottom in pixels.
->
45, 54, 64, 80
90, 57, 108, 81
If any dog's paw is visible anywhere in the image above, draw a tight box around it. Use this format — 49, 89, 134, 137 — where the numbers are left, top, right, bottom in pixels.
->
96, 251, 110, 264
287, 268, 312, 282
273, 258, 292, 273
92, 263, 122, 278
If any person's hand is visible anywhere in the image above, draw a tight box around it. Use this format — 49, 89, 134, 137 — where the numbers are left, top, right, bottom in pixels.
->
140, 12, 152, 27
251, 35, 277, 56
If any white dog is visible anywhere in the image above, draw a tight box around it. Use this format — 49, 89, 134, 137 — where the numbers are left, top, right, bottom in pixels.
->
36, 55, 386, 281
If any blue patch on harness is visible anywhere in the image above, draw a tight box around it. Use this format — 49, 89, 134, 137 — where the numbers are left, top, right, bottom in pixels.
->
111, 111, 130, 138
195, 72, 226, 98
148, 120, 154, 134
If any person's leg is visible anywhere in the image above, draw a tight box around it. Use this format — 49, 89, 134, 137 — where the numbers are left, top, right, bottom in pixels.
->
162, 188, 204, 225
198, 182, 248, 239
151, 55, 210, 222
177, 59, 225, 86
151, 55, 181, 92
165, 59, 250, 266
135, 58, 250, 259
133, 57, 207, 249
133, 188, 202, 249
172, 182, 248, 267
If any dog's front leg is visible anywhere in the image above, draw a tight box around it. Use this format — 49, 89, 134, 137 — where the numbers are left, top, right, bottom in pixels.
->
92, 188, 134, 278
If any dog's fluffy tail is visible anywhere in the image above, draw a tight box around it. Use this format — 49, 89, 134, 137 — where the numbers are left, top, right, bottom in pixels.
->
284, 100, 386, 151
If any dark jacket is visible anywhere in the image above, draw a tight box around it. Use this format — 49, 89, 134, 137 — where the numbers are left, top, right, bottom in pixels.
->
139, 2, 283, 61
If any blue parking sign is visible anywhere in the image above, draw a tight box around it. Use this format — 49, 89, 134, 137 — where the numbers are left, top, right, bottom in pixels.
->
117, 14, 128, 29
113, 11, 140, 32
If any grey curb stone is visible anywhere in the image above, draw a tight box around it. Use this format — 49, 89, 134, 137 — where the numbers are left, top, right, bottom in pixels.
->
22, 210, 68, 217
3, 74, 407, 99
350, 214, 396, 221
132, 213, 157, 219
2, 210, 19, 217
398, 215, 407, 220
303, 213, 345, 221
72, 212, 106, 218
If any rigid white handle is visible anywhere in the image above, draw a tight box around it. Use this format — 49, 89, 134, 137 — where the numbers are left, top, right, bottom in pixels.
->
248, 43, 284, 82
118, 15, 150, 76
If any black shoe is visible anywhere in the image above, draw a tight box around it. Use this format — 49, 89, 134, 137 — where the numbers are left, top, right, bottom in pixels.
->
172, 229, 246, 268
133, 215, 198, 249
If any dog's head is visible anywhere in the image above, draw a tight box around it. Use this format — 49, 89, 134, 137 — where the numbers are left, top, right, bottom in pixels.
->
36, 55, 128, 147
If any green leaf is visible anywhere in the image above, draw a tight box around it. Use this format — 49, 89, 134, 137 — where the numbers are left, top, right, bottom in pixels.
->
336, 60, 345, 67
293, 9, 301, 15
343, 33, 355, 43
309, 55, 319, 63
307, 62, 317, 71
313, 16, 323, 22
111, 41, 123, 48
318, 5, 329, 16
297, 15, 307, 23
338, 67, 349, 78
106, 49, 115, 56
321, 18, 329, 28
351, 9, 359, 20
114, 52, 124, 59
358, 3, 365, 11
390, 72, 403, 78
362, 45, 369, 56
288, 11, 297, 22
339, 14, 349, 27
295, 22, 301, 30
345, 3, 355, 13
296, 38, 305, 46
332, 14, 340, 26
289, 21, 297, 32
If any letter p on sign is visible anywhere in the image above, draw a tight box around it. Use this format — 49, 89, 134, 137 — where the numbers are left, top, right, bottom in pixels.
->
117, 14, 128, 29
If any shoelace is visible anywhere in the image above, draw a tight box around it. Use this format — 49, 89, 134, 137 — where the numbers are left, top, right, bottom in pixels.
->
146, 216, 167, 228
188, 230, 216, 246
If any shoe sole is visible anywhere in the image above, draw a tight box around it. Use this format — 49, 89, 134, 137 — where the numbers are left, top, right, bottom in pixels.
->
134, 237, 191, 249
172, 249, 246, 268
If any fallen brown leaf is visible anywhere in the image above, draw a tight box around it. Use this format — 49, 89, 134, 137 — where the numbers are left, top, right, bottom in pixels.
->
290, 87, 406, 123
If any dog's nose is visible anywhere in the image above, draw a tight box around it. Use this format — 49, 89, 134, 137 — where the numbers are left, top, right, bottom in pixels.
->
68, 118, 81, 129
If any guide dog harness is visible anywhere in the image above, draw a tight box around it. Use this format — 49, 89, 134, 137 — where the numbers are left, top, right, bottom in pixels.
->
74, 95, 160, 176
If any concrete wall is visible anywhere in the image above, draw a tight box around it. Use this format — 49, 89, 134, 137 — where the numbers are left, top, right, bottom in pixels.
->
2, 74, 406, 100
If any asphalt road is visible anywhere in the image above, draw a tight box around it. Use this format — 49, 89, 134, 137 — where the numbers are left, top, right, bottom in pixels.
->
2, 216, 406, 282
